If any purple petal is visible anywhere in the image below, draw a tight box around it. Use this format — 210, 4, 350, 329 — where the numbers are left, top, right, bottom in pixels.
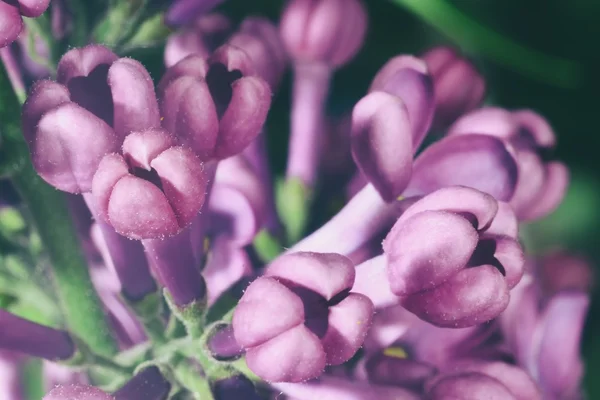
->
165, 0, 226, 26
245, 324, 326, 382
396, 186, 499, 231
321, 293, 373, 365
33, 103, 119, 193
16, 0, 51, 18
160, 76, 219, 160
384, 210, 479, 296
121, 129, 175, 170
353, 255, 398, 309
350, 91, 413, 202
107, 58, 161, 139
447, 107, 517, 140
512, 109, 556, 148
203, 238, 252, 305
490, 235, 524, 289
157, 54, 209, 97
365, 354, 437, 389
406, 134, 518, 201
0, 3, 23, 48
280, 0, 367, 68
21, 80, 71, 145
208, 186, 259, 246
509, 148, 546, 217
537, 292, 589, 399
91, 154, 130, 222
519, 161, 568, 221
403, 265, 510, 328
426, 372, 517, 400
485, 201, 518, 238
538, 252, 594, 296
369, 56, 434, 149
214, 76, 272, 159
233, 277, 304, 348
267, 252, 356, 300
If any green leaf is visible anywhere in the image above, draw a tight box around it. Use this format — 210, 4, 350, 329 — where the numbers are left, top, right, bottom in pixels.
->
275, 177, 311, 245
253, 229, 283, 262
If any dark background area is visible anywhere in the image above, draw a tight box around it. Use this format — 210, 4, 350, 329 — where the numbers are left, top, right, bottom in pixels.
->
215, 0, 600, 395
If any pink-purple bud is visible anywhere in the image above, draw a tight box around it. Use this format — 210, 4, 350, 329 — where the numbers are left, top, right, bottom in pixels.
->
448, 107, 568, 220
159, 46, 272, 161
166, 0, 226, 26
92, 129, 207, 240
0, 0, 51, 48
233, 252, 373, 382
422, 46, 486, 129
369, 56, 435, 149
381, 187, 523, 327
280, 0, 367, 68
165, 13, 231, 67
350, 91, 413, 202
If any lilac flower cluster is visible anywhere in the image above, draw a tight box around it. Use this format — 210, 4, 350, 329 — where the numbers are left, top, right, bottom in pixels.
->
0, 0, 592, 399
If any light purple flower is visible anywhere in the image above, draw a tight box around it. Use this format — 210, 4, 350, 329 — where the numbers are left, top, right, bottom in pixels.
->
166, 0, 226, 26
159, 44, 272, 161
43, 385, 113, 400
91, 129, 208, 240
233, 252, 373, 382
422, 46, 486, 129
0, 0, 51, 48
448, 107, 568, 220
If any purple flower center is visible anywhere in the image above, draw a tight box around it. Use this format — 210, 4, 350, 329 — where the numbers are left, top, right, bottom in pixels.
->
206, 63, 243, 117
467, 238, 505, 276
129, 166, 164, 192
67, 64, 114, 126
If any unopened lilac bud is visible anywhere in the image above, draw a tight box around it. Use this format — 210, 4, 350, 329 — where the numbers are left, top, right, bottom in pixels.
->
160, 46, 272, 160
405, 134, 519, 201
206, 324, 243, 360
113, 367, 171, 400
369, 56, 435, 149
426, 372, 517, 400
233, 252, 373, 382
448, 107, 568, 220
0, 0, 51, 48
0, 309, 75, 361
43, 385, 113, 400
165, 13, 231, 67
280, 0, 367, 68
166, 0, 226, 26
92, 129, 207, 239
422, 46, 486, 128
350, 91, 413, 202
212, 375, 261, 400
229, 17, 287, 89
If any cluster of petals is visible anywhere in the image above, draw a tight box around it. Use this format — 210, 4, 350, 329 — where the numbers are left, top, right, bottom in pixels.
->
232, 252, 374, 382
0, 0, 51, 48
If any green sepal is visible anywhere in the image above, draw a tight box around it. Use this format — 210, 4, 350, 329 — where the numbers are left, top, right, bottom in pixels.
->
164, 290, 207, 339
275, 177, 312, 245
253, 229, 283, 262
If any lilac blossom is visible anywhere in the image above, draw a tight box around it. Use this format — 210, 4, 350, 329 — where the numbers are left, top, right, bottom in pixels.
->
0, 352, 22, 400
422, 46, 486, 129
281, 0, 367, 188
0, 0, 51, 48
166, 0, 226, 26
233, 252, 374, 382
352, 186, 524, 327
448, 107, 568, 220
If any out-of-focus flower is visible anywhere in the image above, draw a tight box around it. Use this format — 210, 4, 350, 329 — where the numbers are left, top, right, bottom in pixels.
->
166, 0, 226, 27
422, 46, 486, 129
448, 107, 568, 220
233, 252, 373, 382
0, 351, 23, 400
43, 385, 113, 400
0, 0, 51, 48
159, 44, 272, 161
165, 13, 231, 67
212, 375, 261, 400
501, 253, 591, 400
21, 45, 161, 193
92, 129, 208, 240
0, 309, 76, 361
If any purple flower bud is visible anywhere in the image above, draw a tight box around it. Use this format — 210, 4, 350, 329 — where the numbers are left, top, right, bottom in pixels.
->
206, 324, 244, 360
159, 45, 272, 161
369, 56, 435, 149
113, 367, 171, 400
165, 13, 231, 67
212, 375, 261, 400
363, 353, 437, 391
536, 252, 594, 296
43, 385, 113, 400
233, 252, 374, 382
448, 107, 568, 220
0, 0, 51, 48
92, 129, 208, 239
350, 91, 413, 202
405, 134, 519, 202
421, 46, 486, 129
280, 0, 367, 68
229, 17, 287, 89
380, 187, 523, 327
426, 372, 517, 400
273, 376, 421, 400
0, 309, 75, 361
166, 0, 226, 26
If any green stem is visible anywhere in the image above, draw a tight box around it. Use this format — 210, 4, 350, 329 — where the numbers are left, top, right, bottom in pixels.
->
390, 0, 581, 88
0, 65, 118, 356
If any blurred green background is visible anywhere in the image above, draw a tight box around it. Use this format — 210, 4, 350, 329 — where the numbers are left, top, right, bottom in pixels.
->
213, 0, 600, 395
